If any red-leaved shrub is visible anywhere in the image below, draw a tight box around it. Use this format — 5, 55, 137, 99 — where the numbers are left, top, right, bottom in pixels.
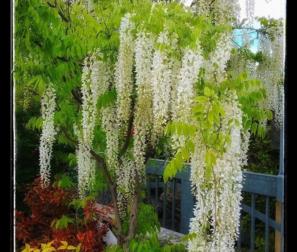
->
16, 177, 109, 251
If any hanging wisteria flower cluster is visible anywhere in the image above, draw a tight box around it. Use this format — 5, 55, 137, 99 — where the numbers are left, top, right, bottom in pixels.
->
133, 31, 154, 180
188, 91, 247, 252
204, 32, 232, 83
171, 43, 204, 150
76, 53, 110, 197
115, 13, 135, 137
256, 29, 285, 127
102, 106, 119, 174
39, 85, 57, 187
116, 156, 137, 216
192, 0, 240, 24
173, 43, 203, 123
151, 30, 178, 145
75, 9, 255, 241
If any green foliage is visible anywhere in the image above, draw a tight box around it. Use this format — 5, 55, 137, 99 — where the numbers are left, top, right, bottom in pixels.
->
15, 105, 41, 212
51, 215, 74, 230
128, 231, 186, 252
220, 73, 273, 138
15, 0, 234, 190
256, 17, 283, 41
231, 47, 265, 64
129, 231, 161, 252
247, 125, 279, 174
163, 140, 194, 182
96, 89, 117, 109
164, 70, 271, 181
105, 245, 124, 252
55, 174, 75, 189
15, 1, 280, 249
67, 153, 77, 168
26, 116, 43, 131
121, 202, 160, 236
88, 169, 108, 196
166, 122, 196, 138
136, 203, 160, 235
69, 195, 95, 211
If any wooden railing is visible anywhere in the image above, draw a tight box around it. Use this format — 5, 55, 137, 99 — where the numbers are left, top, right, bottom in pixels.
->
146, 158, 284, 252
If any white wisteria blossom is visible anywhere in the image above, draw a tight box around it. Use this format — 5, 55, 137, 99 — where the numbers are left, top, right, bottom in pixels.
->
151, 30, 178, 144
133, 31, 154, 179
188, 92, 246, 252
204, 32, 233, 83
76, 143, 96, 197
115, 13, 135, 136
39, 85, 57, 187
172, 43, 204, 122
76, 54, 110, 197
80, 56, 97, 145
240, 130, 251, 167
192, 0, 240, 24
90, 52, 111, 101
116, 156, 137, 217
102, 106, 119, 174
256, 31, 285, 127
171, 43, 204, 150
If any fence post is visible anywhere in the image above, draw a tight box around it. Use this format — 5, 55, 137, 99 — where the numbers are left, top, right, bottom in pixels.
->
275, 201, 283, 252
275, 120, 284, 252
180, 165, 194, 234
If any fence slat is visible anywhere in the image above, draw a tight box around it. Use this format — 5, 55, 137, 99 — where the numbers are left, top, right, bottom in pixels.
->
162, 182, 167, 227
155, 176, 159, 201
265, 197, 270, 252
171, 179, 176, 230
180, 169, 194, 234
241, 204, 281, 231
250, 193, 255, 251
275, 201, 283, 252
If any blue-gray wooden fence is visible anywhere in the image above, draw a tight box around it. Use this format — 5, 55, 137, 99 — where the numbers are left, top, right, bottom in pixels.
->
146, 158, 284, 252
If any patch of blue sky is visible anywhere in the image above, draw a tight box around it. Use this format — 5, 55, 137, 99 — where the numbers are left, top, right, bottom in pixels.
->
233, 20, 260, 53
232, 27, 259, 53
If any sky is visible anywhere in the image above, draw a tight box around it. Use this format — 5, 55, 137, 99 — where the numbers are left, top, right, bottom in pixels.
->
180, 0, 286, 20
238, 0, 286, 21
180, 0, 286, 52
235, 0, 286, 52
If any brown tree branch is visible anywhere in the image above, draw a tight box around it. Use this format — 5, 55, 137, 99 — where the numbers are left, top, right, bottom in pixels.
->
125, 174, 141, 242
89, 150, 123, 237
60, 126, 123, 238
71, 88, 82, 105
46, 1, 70, 23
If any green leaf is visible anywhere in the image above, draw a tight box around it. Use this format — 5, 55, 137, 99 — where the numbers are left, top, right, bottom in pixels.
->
205, 149, 216, 180
163, 141, 194, 182
57, 175, 74, 189
25, 117, 43, 131
204, 87, 215, 97
97, 89, 117, 109
52, 215, 74, 230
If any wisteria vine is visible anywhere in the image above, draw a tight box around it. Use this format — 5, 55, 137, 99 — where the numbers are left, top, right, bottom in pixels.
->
39, 85, 57, 187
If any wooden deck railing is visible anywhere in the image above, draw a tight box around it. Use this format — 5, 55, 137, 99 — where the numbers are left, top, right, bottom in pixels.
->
146, 158, 284, 252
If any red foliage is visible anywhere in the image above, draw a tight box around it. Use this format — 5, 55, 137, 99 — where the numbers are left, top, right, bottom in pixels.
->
83, 200, 97, 222
51, 226, 78, 246
76, 223, 108, 252
16, 177, 110, 251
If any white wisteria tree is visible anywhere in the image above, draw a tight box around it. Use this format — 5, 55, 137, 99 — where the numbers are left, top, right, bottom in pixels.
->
21, 0, 284, 250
